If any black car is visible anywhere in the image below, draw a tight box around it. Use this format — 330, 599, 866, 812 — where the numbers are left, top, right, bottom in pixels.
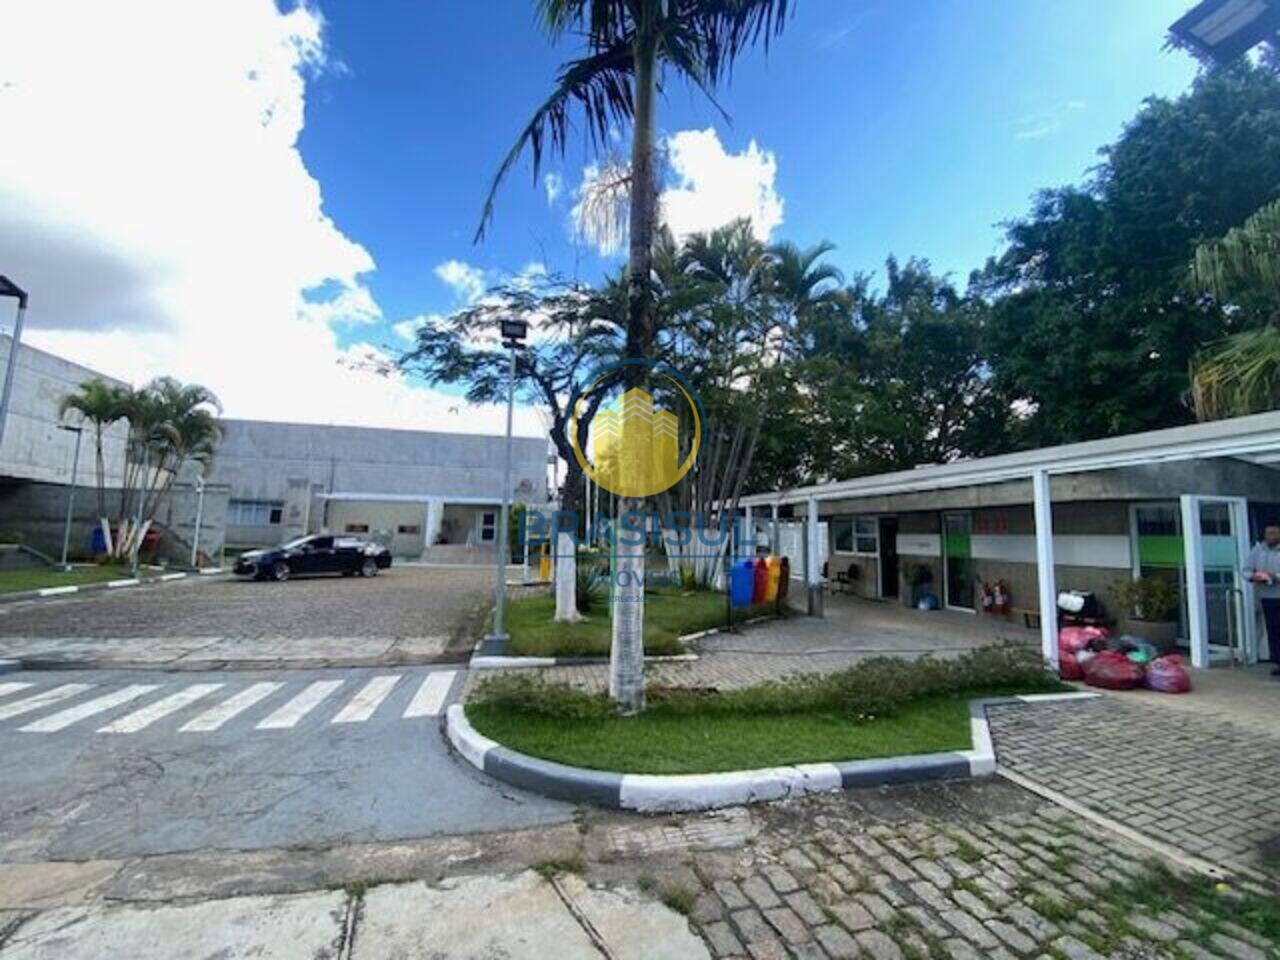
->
233, 535, 393, 582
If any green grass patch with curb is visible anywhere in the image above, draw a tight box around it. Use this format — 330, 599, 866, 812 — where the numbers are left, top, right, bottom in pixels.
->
505, 586, 779, 658
470, 694, 986, 774
0, 564, 134, 595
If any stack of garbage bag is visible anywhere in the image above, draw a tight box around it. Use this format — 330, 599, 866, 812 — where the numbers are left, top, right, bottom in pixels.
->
1056, 626, 1191, 693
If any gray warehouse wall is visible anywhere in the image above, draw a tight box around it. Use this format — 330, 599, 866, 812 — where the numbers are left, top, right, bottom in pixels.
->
209, 420, 548, 504
0, 335, 129, 487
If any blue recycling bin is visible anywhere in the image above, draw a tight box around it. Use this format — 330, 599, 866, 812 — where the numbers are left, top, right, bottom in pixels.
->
730, 559, 755, 607
90, 526, 107, 554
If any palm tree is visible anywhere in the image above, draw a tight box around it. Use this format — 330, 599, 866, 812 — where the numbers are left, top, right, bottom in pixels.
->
477, 0, 793, 714
58, 378, 128, 554
1189, 199, 1280, 420
765, 239, 842, 360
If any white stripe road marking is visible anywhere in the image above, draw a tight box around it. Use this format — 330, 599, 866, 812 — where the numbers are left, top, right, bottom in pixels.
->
20, 685, 158, 732
98, 683, 223, 733
331, 675, 401, 723
0, 682, 34, 699
180, 681, 283, 732
403, 671, 457, 718
37, 585, 79, 596
256, 680, 345, 729
0, 683, 94, 721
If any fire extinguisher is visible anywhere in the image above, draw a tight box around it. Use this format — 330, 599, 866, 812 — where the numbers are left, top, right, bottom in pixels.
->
981, 581, 995, 613
993, 579, 1009, 615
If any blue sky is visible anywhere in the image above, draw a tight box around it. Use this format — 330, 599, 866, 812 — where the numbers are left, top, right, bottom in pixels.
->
299, 0, 1200, 355
2, 1, 1202, 435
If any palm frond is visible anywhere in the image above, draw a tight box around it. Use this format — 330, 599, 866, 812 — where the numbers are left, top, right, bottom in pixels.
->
1190, 326, 1280, 421
475, 40, 634, 242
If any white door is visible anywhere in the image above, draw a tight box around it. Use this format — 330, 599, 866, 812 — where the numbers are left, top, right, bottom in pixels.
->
1180, 495, 1255, 668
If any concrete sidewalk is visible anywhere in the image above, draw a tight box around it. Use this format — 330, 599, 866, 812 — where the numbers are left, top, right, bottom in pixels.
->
0, 869, 708, 959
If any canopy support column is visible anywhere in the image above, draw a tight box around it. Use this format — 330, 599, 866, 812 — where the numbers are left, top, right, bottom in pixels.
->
807, 496, 823, 617
1032, 469, 1058, 668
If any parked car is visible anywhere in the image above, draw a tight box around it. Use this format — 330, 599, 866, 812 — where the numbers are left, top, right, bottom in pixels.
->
233, 535, 392, 582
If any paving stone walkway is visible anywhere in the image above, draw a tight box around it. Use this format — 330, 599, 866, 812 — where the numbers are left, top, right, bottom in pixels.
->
674, 793, 1279, 960
988, 696, 1280, 882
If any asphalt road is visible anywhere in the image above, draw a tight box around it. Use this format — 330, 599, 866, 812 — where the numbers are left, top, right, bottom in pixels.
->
0, 665, 574, 860
0, 565, 492, 644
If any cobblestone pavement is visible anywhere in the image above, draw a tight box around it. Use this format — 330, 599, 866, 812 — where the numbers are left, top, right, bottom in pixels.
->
0, 566, 492, 664
585, 780, 1280, 960
988, 695, 1280, 883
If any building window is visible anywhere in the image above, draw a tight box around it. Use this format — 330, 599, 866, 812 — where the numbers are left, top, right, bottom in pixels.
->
479, 511, 497, 543
833, 517, 878, 555
227, 499, 284, 526
345, 523, 369, 534
397, 524, 421, 536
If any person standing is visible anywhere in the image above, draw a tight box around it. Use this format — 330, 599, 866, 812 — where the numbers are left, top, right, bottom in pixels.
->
1245, 524, 1280, 676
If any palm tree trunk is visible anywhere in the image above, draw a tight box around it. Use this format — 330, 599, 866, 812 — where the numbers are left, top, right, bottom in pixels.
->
609, 37, 658, 716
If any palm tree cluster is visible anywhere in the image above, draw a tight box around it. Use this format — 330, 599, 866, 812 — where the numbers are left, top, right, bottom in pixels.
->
59, 376, 222, 561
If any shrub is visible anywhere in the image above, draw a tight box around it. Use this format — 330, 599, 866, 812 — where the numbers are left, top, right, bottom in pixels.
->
575, 562, 609, 616
470, 643, 1058, 722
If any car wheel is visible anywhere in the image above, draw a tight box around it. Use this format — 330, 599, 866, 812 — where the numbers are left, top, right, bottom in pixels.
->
341, 570, 355, 577
271, 561, 291, 582
360, 558, 378, 578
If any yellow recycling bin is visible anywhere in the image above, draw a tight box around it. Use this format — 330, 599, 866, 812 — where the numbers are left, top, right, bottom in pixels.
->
764, 555, 781, 602
538, 542, 553, 582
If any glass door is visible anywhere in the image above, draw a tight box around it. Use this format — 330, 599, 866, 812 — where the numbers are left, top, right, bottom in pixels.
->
1196, 498, 1253, 664
942, 512, 975, 611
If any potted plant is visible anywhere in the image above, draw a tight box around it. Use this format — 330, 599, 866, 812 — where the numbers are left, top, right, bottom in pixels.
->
1112, 575, 1180, 645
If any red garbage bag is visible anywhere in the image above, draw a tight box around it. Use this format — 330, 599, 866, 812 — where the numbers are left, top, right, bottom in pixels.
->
1146, 654, 1191, 694
1059, 650, 1084, 681
1082, 650, 1145, 690
1059, 626, 1109, 653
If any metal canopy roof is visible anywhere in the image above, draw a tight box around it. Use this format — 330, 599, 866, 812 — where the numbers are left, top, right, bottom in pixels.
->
739, 411, 1280, 508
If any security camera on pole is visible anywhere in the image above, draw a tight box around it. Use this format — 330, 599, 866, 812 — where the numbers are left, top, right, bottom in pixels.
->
479, 317, 528, 657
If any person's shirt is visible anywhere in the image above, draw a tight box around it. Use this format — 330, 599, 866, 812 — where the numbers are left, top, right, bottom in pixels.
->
1244, 541, 1280, 599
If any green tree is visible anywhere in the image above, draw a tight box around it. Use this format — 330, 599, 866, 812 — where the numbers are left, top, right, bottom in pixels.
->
981, 61, 1280, 444
58, 378, 128, 553
477, 0, 794, 714
1189, 199, 1280, 419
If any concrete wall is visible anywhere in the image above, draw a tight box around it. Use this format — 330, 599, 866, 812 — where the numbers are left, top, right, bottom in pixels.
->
326, 500, 430, 557
210, 420, 548, 505
0, 335, 129, 487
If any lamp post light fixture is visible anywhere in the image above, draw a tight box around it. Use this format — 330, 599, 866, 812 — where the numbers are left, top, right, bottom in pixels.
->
58, 424, 84, 570
1169, 0, 1280, 65
479, 317, 529, 657
0, 276, 29, 462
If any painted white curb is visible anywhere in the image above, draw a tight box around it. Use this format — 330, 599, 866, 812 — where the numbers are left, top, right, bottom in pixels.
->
36, 585, 79, 597
445, 692, 1098, 812
107, 578, 141, 588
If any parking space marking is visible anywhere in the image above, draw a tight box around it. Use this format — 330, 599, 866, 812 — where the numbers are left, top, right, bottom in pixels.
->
180, 681, 283, 732
0, 683, 94, 721
20, 685, 158, 732
332, 675, 401, 723
0, 682, 34, 699
403, 671, 456, 718
99, 683, 224, 733
256, 680, 345, 729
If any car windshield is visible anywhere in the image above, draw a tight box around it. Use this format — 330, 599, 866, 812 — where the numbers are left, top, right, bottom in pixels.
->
280, 536, 312, 550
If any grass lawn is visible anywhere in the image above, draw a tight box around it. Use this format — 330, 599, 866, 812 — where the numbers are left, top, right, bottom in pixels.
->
0, 565, 131, 595
506, 587, 779, 658
467, 693, 985, 774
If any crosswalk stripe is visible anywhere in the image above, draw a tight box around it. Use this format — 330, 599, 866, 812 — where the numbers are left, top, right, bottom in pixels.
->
0, 682, 34, 700
180, 682, 284, 732
402, 671, 456, 718
20, 685, 158, 732
331, 675, 401, 723
98, 683, 224, 733
0, 683, 94, 721
256, 680, 344, 729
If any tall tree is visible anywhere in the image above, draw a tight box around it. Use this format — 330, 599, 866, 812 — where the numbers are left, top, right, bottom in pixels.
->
58, 378, 128, 554
981, 61, 1280, 444
477, 0, 793, 714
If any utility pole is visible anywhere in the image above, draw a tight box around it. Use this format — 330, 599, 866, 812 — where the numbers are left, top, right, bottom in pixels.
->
58, 424, 84, 569
191, 475, 206, 569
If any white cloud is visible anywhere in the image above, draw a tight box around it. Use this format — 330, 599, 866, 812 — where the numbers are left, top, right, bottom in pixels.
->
569, 129, 784, 256
661, 129, 783, 243
1012, 100, 1086, 141
433, 259, 489, 305
544, 172, 563, 205
0, 1, 543, 438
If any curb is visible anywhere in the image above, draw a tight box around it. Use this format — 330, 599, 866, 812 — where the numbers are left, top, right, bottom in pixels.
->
469, 653, 699, 670
0, 569, 226, 606
445, 692, 1098, 812
0, 658, 20, 675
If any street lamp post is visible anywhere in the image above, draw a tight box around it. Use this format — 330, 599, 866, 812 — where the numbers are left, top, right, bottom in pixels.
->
480, 318, 528, 657
0, 276, 30, 461
58, 424, 84, 570
191, 475, 206, 569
